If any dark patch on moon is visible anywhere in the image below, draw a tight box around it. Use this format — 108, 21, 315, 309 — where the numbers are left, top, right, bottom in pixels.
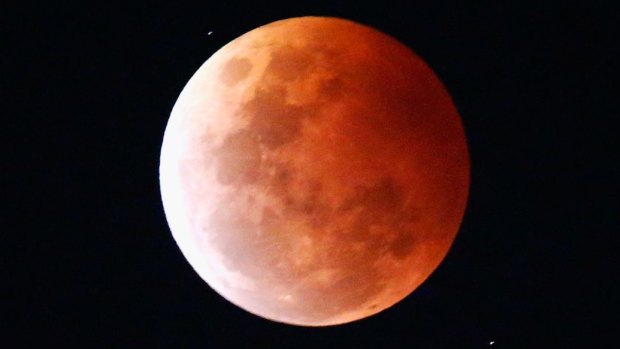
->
242, 86, 306, 149
213, 45, 337, 190
318, 77, 345, 101
337, 177, 420, 260
238, 86, 317, 150
388, 226, 419, 259
352, 177, 404, 211
220, 57, 252, 86
266, 46, 314, 82
214, 83, 315, 186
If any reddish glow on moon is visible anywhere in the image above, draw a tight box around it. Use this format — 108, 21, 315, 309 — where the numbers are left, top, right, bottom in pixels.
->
159, 16, 469, 326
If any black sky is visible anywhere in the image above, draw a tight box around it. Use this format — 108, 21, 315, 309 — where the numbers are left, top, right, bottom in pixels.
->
5, 1, 617, 347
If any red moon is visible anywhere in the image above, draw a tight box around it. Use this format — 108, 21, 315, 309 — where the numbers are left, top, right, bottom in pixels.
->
160, 17, 469, 326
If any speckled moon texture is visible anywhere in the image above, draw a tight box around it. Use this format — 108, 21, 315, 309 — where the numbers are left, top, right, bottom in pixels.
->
160, 16, 469, 326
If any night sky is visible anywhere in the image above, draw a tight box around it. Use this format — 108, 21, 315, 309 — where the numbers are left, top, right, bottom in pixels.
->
6, 1, 616, 347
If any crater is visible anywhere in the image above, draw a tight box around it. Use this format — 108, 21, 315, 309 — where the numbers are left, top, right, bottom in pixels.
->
242, 86, 306, 149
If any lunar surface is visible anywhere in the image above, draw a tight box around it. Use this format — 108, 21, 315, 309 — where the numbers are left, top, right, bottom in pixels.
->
160, 16, 469, 326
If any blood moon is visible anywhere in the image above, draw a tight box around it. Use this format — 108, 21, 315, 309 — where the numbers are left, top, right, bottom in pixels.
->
159, 16, 469, 326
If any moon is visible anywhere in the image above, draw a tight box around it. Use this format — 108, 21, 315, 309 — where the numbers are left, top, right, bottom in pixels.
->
160, 16, 469, 326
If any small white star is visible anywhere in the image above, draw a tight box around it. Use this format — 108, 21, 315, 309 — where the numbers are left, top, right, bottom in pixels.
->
207, 31, 213, 36
489, 341, 495, 346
